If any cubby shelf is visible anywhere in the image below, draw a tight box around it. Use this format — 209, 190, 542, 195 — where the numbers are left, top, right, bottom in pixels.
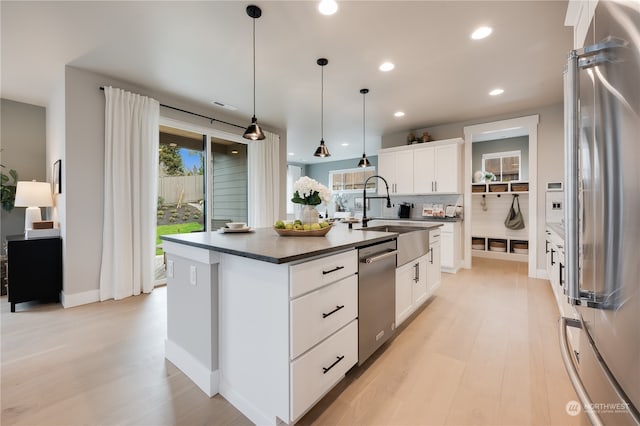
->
471, 181, 529, 194
471, 236, 528, 262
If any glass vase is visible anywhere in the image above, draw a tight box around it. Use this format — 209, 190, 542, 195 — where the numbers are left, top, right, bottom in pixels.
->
301, 205, 319, 225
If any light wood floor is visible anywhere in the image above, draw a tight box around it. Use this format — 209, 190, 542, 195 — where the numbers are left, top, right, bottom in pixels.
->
1, 258, 582, 425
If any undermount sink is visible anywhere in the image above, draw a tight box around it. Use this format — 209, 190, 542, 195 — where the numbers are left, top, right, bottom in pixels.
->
358, 225, 429, 266
360, 225, 422, 234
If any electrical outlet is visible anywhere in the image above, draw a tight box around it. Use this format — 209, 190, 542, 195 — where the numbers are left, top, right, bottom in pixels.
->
190, 265, 197, 286
167, 260, 174, 278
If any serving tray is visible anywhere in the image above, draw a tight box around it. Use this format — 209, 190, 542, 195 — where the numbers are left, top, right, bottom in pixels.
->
273, 225, 332, 237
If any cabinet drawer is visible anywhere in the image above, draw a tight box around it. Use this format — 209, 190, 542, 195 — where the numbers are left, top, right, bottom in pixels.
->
290, 275, 357, 359
290, 319, 358, 421
290, 250, 357, 298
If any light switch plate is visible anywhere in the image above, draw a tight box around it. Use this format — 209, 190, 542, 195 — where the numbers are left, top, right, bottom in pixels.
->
167, 260, 174, 278
190, 265, 197, 286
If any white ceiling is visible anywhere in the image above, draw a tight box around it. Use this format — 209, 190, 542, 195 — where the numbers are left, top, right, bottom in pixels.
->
1, 1, 572, 164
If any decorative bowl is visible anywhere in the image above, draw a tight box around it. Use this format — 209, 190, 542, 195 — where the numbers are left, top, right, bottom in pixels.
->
226, 222, 247, 229
274, 225, 332, 237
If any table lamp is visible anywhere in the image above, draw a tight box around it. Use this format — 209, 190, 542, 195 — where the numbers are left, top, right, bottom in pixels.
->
14, 181, 54, 233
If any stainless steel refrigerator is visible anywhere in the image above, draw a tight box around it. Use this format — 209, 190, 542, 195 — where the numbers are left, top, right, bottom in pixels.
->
563, 1, 640, 425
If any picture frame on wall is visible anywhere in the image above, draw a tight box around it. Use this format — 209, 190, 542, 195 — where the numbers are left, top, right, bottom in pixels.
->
53, 159, 61, 194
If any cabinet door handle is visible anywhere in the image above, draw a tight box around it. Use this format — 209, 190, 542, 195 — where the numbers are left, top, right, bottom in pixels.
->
322, 355, 345, 374
435, 181, 438, 192
322, 265, 344, 275
429, 247, 434, 264
545, 240, 549, 254
551, 249, 555, 266
414, 263, 420, 283
322, 305, 345, 318
431, 181, 434, 192
559, 263, 565, 287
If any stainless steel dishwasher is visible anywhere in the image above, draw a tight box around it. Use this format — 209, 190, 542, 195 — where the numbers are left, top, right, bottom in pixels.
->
358, 239, 397, 365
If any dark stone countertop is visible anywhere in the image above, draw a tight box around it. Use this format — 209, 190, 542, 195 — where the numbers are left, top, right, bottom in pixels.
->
161, 224, 400, 264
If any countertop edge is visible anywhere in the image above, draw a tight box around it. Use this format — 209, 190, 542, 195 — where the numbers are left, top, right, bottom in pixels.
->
161, 232, 398, 264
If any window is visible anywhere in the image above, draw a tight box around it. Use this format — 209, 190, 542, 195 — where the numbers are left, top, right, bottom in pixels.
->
482, 150, 521, 182
329, 167, 376, 192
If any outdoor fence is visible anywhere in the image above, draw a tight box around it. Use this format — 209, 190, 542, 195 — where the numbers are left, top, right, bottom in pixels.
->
158, 175, 203, 205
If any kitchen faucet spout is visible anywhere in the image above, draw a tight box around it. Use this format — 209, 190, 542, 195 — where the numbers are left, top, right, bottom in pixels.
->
362, 175, 391, 228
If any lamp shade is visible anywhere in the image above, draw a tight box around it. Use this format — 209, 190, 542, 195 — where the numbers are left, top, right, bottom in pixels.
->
14, 181, 53, 207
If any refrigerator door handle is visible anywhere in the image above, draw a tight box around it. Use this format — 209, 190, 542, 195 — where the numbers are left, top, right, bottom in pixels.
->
559, 317, 604, 426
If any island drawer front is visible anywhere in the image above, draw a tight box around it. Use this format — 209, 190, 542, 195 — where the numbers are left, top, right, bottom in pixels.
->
290, 250, 357, 298
290, 275, 358, 359
290, 319, 358, 421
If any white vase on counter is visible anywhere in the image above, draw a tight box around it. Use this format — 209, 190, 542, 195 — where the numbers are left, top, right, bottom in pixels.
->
300, 205, 319, 225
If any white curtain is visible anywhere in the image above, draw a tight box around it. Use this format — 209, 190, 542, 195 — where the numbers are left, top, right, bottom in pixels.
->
247, 130, 280, 228
100, 87, 159, 301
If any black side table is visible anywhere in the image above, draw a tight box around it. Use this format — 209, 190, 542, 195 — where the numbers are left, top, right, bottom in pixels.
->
6, 235, 62, 312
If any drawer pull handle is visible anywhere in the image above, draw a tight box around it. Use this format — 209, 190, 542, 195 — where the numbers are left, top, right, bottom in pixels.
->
322, 305, 345, 318
322, 355, 345, 374
322, 266, 345, 275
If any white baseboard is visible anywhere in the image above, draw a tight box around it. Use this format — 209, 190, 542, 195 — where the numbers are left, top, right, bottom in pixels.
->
165, 339, 219, 397
61, 289, 100, 308
219, 377, 274, 426
536, 269, 549, 280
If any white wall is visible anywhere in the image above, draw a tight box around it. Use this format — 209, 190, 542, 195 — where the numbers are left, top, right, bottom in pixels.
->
382, 103, 565, 271
1, 99, 47, 249
51, 66, 287, 305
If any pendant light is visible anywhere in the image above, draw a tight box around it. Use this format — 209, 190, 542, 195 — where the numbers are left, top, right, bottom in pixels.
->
357, 88, 372, 168
313, 58, 331, 157
243, 5, 265, 141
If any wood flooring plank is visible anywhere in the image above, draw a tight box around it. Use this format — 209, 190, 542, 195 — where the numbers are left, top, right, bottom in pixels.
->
2, 259, 582, 426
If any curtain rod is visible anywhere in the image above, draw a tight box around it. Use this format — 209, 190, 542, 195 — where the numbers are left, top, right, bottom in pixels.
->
99, 86, 245, 130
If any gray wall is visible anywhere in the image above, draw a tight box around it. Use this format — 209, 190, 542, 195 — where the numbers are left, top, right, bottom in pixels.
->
306, 156, 378, 187
1, 99, 47, 251
472, 136, 529, 181
50, 66, 287, 301
382, 103, 565, 271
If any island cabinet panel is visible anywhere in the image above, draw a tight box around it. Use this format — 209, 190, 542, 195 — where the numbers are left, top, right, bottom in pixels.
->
290, 274, 358, 359
289, 249, 358, 298
217, 249, 359, 425
290, 319, 358, 421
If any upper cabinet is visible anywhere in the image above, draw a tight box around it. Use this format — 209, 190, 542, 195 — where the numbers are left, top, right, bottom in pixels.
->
378, 138, 463, 196
378, 150, 414, 195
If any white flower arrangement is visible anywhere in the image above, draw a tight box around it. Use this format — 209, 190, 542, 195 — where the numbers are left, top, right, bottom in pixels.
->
291, 176, 331, 206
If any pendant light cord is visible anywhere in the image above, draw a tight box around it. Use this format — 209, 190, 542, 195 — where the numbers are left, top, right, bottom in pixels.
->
362, 91, 366, 154
252, 17, 256, 118
321, 65, 324, 141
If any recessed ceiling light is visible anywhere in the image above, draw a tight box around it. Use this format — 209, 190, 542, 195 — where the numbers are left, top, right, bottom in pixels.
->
394, 111, 405, 117
341, 143, 349, 146
211, 100, 238, 111
489, 88, 504, 96
379, 62, 395, 72
288, 152, 295, 156
318, 0, 338, 15
471, 26, 493, 40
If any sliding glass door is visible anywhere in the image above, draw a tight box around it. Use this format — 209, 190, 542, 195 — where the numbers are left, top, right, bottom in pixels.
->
155, 126, 206, 283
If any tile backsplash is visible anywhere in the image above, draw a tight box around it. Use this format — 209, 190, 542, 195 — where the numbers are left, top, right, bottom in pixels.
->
329, 192, 463, 219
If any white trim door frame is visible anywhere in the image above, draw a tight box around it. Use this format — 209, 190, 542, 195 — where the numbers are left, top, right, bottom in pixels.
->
464, 115, 539, 278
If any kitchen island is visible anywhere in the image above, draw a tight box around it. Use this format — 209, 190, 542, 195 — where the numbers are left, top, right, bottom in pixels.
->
161, 224, 420, 425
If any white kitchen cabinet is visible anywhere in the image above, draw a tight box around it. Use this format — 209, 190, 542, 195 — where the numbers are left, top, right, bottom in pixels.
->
378, 138, 462, 195
440, 222, 461, 273
395, 254, 428, 327
414, 142, 460, 194
378, 150, 414, 195
427, 229, 441, 293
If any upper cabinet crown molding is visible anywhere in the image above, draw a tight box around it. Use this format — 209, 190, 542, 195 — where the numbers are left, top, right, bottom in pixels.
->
378, 137, 463, 155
